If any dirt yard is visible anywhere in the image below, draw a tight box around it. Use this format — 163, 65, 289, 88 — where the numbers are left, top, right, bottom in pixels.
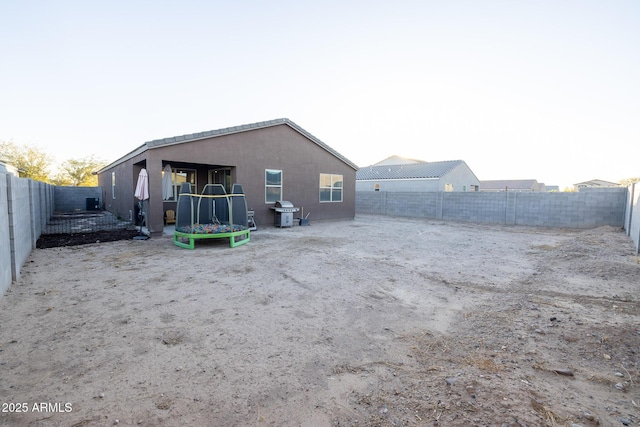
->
1, 215, 638, 426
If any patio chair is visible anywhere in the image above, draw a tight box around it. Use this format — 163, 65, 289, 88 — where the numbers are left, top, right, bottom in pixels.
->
165, 209, 176, 225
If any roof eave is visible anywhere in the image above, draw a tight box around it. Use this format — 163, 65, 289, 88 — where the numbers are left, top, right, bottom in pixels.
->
357, 177, 439, 181
95, 143, 148, 174
99, 118, 359, 174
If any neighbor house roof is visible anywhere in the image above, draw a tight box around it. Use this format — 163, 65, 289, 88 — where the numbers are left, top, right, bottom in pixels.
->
356, 160, 465, 180
97, 118, 358, 173
0, 160, 20, 176
373, 155, 424, 166
574, 179, 620, 188
479, 179, 540, 191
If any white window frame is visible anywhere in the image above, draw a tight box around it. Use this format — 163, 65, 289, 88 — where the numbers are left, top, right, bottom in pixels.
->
319, 173, 343, 203
111, 172, 116, 199
265, 169, 282, 203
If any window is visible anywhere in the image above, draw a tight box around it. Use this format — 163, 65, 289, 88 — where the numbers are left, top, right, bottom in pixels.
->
265, 169, 282, 203
163, 167, 196, 201
444, 183, 454, 192
111, 172, 116, 199
320, 174, 343, 202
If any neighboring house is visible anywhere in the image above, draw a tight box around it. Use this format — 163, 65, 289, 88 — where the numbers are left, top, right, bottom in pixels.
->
0, 160, 19, 177
574, 179, 620, 190
545, 185, 560, 192
356, 158, 480, 192
479, 179, 544, 192
372, 155, 424, 166
96, 118, 358, 236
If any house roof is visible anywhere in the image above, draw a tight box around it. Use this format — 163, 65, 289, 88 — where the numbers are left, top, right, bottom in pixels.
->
373, 155, 424, 166
0, 160, 20, 176
573, 179, 619, 187
97, 118, 358, 173
356, 160, 465, 180
479, 179, 540, 191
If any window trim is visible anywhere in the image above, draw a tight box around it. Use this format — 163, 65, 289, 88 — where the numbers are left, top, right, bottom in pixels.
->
319, 173, 343, 203
265, 169, 283, 203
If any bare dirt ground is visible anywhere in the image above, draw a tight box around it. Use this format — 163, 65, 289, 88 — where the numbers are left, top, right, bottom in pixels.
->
1, 214, 639, 426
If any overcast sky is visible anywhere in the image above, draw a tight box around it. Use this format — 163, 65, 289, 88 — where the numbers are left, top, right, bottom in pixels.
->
1, 1, 638, 190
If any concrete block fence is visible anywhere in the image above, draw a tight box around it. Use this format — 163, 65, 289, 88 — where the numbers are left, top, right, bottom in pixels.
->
0, 176, 11, 296
357, 187, 638, 250
625, 182, 640, 254
1, 179, 103, 297
2, 179, 638, 298
54, 186, 101, 212
0, 174, 55, 297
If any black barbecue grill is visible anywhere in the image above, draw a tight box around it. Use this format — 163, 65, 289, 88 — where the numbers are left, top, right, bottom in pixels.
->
271, 200, 300, 227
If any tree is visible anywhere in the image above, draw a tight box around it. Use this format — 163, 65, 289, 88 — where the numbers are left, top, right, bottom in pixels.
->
0, 140, 52, 182
49, 172, 72, 186
56, 156, 106, 186
619, 177, 640, 187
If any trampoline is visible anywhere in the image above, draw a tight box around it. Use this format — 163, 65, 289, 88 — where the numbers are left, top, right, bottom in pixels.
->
173, 183, 250, 249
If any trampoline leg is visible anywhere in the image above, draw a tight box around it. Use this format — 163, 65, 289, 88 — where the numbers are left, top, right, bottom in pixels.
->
229, 230, 250, 247
174, 234, 195, 249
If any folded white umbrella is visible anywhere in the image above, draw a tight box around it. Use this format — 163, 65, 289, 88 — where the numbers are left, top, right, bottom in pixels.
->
134, 168, 150, 239
135, 168, 149, 201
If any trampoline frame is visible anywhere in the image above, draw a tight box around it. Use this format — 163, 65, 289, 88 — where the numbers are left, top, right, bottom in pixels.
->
173, 188, 250, 249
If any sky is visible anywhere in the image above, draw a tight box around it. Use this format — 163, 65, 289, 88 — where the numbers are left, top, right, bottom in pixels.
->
1, 1, 638, 190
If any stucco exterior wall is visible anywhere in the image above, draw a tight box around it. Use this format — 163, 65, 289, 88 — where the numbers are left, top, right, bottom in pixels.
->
356, 162, 479, 193
99, 161, 139, 223
442, 163, 480, 191
356, 178, 441, 192
98, 124, 357, 234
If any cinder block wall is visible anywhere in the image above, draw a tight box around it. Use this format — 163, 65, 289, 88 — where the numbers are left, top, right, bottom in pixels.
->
441, 192, 512, 224
0, 175, 11, 296
1, 174, 55, 298
6, 175, 33, 283
30, 180, 41, 249
30, 181, 54, 248
356, 187, 628, 229
625, 183, 640, 254
1, 180, 101, 298
54, 186, 101, 212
